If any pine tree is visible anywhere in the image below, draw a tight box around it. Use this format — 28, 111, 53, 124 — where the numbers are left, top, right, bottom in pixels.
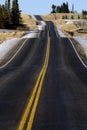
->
0, 5, 4, 28
4, 0, 11, 28
11, 0, 21, 28
56, 6, 61, 13
0, 4, 10, 28
66, 2, 69, 13
0, 0, 21, 29
8, 0, 10, 12
51, 4, 56, 13
5, 0, 10, 12
54, 2, 70, 13
5, 0, 8, 11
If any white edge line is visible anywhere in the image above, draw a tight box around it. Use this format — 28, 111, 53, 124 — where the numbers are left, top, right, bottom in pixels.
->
55, 24, 87, 69
0, 38, 28, 69
68, 38, 87, 69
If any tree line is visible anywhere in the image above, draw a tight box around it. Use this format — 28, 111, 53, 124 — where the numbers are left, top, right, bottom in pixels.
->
51, 2, 70, 13
51, 2, 87, 19
0, 0, 21, 29
82, 10, 87, 19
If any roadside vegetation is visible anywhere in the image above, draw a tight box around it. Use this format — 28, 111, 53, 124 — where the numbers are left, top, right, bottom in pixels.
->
0, 13, 37, 44
42, 8, 87, 62
51, 2, 70, 13
0, 31, 25, 44
0, 0, 37, 43
50, 2, 87, 20
0, 0, 87, 60
0, 0, 21, 29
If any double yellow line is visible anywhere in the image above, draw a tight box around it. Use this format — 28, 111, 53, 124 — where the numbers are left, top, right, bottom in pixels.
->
18, 31, 50, 130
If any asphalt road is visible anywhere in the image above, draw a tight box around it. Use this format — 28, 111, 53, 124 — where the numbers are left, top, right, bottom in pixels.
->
31, 22, 87, 130
0, 28, 48, 130
0, 20, 87, 130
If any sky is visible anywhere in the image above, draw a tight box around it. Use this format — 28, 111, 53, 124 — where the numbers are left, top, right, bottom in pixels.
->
0, 0, 87, 15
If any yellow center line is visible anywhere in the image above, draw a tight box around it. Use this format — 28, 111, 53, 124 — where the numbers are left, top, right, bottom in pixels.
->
18, 31, 50, 130
18, 69, 43, 130
26, 34, 50, 130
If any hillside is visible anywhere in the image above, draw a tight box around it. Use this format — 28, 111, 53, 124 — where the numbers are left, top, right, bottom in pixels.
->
0, 14, 37, 44
0, 13, 87, 44
21, 14, 37, 30
42, 13, 87, 37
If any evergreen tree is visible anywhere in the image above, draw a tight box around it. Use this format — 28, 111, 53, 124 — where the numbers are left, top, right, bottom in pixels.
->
4, 0, 11, 28
66, 2, 69, 13
0, 4, 10, 28
11, 0, 21, 28
61, 3, 66, 13
0, 5, 4, 28
60, 2, 69, 13
51, 4, 56, 13
0, 0, 21, 29
53, 2, 70, 13
56, 6, 61, 13
5, 0, 10, 12
8, 0, 10, 12
82, 10, 87, 19
5, 0, 8, 11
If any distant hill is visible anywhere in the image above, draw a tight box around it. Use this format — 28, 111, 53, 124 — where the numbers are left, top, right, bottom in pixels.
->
20, 14, 37, 30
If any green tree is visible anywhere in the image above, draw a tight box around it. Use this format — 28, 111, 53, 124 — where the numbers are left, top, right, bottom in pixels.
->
8, 0, 10, 12
0, 0, 21, 29
61, 3, 66, 13
61, 2, 69, 13
0, 4, 10, 28
11, 0, 21, 28
56, 6, 61, 13
5, 0, 8, 11
51, 4, 56, 13
82, 10, 87, 19
0, 5, 4, 28
5, 0, 10, 12
66, 2, 69, 13
56, 2, 70, 13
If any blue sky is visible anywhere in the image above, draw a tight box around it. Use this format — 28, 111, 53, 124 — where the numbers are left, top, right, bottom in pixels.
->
1, 0, 87, 15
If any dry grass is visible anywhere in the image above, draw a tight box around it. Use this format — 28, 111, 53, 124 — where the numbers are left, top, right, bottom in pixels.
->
0, 31, 25, 44
42, 14, 56, 21
85, 34, 87, 38
77, 43, 86, 58
43, 13, 87, 60
61, 22, 77, 32
42, 13, 82, 20
21, 14, 37, 30
54, 19, 78, 37
43, 13, 87, 39
43, 13, 86, 37
54, 19, 65, 25
0, 14, 38, 43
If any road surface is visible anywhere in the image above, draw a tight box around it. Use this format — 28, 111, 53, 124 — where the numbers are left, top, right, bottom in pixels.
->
0, 19, 87, 130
